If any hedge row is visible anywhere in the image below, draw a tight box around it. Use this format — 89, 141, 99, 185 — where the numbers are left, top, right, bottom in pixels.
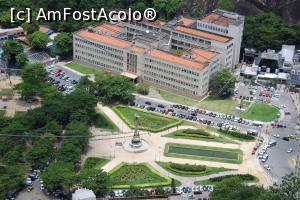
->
209, 174, 257, 183
169, 162, 206, 172
182, 129, 211, 137
219, 129, 255, 140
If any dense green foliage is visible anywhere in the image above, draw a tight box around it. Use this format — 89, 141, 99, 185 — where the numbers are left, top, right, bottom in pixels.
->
209, 69, 235, 98
243, 13, 300, 51
217, 0, 235, 12
22, 21, 39, 35
2, 40, 24, 67
153, 0, 183, 19
210, 173, 300, 200
15, 53, 28, 68
53, 32, 73, 58
17, 63, 48, 100
170, 162, 206, 172
28, 31, 51, 51
218, 129, 255, 141
240, 103, 279, 122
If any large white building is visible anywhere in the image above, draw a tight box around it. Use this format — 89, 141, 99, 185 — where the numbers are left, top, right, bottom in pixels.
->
197, 9, 245, 67
74, 23, 221, 99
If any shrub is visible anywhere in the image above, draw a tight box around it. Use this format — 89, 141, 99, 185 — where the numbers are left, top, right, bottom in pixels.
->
169, 162, 206, 172
136, 83, 150, 95
182, 129, 211, 137
219, 129, 255, 140
209, 174, 256, 183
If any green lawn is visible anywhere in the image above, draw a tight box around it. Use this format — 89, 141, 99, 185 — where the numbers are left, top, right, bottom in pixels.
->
156, 161, 232, 177
155, 88, 200, 106
0, 88, 14, 100
93, 112, 119, 131
164, 143, 243, 164
197, 96, 238, 115
194, 174, 258, 185
65, 62, 110, 76
109, 163, 175, 188
155, 90, 238, 115
164, 129, 234, 144
240, 103, 279, 122
83, 157, 110, 170
113, 105, 182, 132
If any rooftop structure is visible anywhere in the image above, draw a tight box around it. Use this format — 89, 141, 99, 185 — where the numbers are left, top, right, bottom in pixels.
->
201, 9, 244, 27
72, 188, 96, 200
174, 26, 231, 43
176, 16, 196, 27
0, 27, 24, 40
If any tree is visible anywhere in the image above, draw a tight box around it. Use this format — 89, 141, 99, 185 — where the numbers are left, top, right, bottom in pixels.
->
217, 0, 235, 12
41, 162, 76, 191
2, 40, 24, 67
136, 83, 150, 95
154, 0, 183, 20
28, 31, 51, 51
42, 120, 62, 135
125, 186, 149, 197
18, 63, 48, 100
53, 32, 73, 58
22, 21, 39, 35
2, 150, 21, 164
278, 173, 300, 200
243, 13, 300, 51
15, 53, 28, 68
209, 69, 235, 98
79, 168, 111, 197
171, 178, 176, 193
26, 134, 55, 169
94, 75, 135, 104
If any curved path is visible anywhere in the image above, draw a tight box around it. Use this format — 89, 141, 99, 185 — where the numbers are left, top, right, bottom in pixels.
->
82, 104, 271, 187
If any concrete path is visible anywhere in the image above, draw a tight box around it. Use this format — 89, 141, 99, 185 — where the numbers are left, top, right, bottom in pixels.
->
85, 104, 270, 187
149, 162, 238, 186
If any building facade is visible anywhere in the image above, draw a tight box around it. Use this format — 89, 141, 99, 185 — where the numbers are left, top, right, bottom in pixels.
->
197, 9, 244, 67
296, 145, 300, 177
73, 22, 221, 99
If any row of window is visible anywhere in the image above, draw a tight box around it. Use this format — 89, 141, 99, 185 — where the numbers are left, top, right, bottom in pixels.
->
172, 33, 211, 46
75, 43, 124, 61
144, 58, 200, 77
144, 70, 199, 89
143, 75, 198, 96
197, 22, 229, 34
75, 49, 123, 67
75, 37, 123, 54
74, 55, 123, 72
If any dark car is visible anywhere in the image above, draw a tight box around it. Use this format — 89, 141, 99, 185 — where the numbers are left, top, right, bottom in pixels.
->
71, 80, 78, 84
282, 137, 289, 141
158, 104, 165, 108
145, 101, 151, 105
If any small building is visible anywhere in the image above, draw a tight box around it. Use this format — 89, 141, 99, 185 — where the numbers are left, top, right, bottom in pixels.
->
291, 69, 300, 87
0, 27, 24, 40
72, 188, 96, 200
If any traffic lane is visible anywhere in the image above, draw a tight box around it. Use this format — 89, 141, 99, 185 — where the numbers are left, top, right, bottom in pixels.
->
265, 134, 298, 182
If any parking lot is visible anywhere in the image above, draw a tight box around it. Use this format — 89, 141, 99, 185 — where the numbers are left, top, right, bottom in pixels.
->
46, 65, 81, 95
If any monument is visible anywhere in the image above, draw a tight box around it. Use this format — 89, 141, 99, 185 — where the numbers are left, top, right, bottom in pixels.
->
122, 114, 149, 153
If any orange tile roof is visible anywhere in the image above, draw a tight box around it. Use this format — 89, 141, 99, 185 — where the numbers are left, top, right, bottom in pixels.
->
93, 23, 124, 36
191, 49, 217, 63
177, 17, 195, 26
78, 31, 130, 48
174, 26, 231, 43
148, 50, 205, 70
39, 26, 49, 33
201, 13, 235, 27
130, 46, 145, 53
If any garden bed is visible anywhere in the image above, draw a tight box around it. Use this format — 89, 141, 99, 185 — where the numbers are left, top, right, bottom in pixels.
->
156, 162, 232, 177
194, 174, 258, 185
164, 143, 243, 164
240, 103, 279, 122
113, 105, 182, 132
164, 129, 233, 143
109, 163, 173, 188
83, 157, 110, 170
93, 112, 119, 131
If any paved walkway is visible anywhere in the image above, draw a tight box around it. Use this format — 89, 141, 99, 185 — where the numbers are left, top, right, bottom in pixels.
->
149, 162, 238, 186
85, 105, 270, 187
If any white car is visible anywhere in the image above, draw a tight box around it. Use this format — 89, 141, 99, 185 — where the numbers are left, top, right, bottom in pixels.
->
287, 148, 293, 153
273, 134, 280, 138
263, 164, 271, 170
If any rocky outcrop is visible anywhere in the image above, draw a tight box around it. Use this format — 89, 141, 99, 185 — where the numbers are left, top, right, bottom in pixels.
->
180, 0, 300, 24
